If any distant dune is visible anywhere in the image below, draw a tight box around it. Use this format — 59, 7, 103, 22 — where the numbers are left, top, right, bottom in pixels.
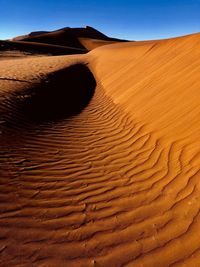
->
1, 28, 200, 266
11, 31, 49, 41
1, 26, 127, 56
12, 26, 127, 50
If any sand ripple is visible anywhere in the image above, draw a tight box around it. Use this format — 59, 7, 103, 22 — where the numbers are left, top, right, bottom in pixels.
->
1, 33, 200, 266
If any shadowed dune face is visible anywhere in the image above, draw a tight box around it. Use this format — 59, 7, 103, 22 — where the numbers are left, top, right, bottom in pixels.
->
5, 64, 96, 124
0, 40, 88, 55
20, 27, 110, 49
8, 26, 128, 53
0, 26, 129, 60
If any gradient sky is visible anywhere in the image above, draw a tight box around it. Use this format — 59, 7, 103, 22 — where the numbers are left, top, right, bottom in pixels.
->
0, 0, 200, 40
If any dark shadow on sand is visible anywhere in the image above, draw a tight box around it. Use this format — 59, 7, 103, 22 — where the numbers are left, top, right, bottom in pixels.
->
13, 64, 96, 123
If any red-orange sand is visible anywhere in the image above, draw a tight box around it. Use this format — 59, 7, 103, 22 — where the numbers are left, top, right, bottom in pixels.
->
1, 31, 200, 266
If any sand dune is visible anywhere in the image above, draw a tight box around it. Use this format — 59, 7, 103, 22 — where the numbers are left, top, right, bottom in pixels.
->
78, 38, 118, 50
0, 50, 45, 61
13, 26, 127, 50
1, 26, 127, 58
1, 31, 200, 266
0, 40, 87, 56
11, 31, 50, 41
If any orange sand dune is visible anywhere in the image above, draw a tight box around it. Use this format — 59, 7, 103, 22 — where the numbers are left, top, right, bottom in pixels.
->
78, 37, 118, 50
1, 32, 200, 266
2, 26, 127, 57
0, 50, 45, 61
16, 26, 127, 50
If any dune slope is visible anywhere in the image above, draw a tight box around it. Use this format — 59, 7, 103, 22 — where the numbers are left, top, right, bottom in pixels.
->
17, 26, 127, 50
0, 40, 87, 56
1, 32, 200, 266
2, 26, 128, 57
18, 26, 109, 49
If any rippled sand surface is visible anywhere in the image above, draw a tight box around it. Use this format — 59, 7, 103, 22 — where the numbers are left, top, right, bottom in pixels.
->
1, 33, 200, 266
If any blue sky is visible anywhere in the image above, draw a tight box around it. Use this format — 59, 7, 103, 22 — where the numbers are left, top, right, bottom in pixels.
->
0, 0, 200, 40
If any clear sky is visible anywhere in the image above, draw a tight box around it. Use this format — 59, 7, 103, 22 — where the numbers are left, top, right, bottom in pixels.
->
0, 0, 200, 40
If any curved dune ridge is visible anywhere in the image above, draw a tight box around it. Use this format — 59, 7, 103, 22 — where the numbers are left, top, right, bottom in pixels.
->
1, 32, 200, 266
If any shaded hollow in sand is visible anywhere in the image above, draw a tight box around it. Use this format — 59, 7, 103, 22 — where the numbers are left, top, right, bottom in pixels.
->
10, 63, 96, 123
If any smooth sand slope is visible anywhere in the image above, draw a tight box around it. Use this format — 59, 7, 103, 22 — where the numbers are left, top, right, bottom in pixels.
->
1, 32, 200, 266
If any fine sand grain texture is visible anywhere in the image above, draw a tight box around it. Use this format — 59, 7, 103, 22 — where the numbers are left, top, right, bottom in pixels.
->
1, 32, 200, 266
